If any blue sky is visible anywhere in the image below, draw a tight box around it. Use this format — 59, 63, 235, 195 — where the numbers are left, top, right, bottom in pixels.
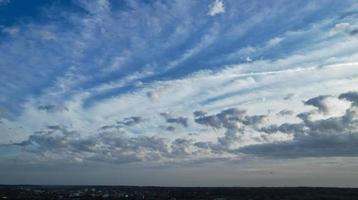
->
1, 0, 358, 186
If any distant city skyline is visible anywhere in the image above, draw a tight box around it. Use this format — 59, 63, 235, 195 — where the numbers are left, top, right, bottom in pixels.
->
1, 0, 358, 186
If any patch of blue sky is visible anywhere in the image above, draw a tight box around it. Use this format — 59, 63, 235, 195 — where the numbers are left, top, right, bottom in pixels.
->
0, 0, 84, 27
0, 29, 80, 115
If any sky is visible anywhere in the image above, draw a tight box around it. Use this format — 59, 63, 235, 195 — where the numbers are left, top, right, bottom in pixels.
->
1, 0, 358, 187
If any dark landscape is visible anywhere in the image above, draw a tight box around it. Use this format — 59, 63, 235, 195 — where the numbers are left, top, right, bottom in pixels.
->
1, 185, 358, 200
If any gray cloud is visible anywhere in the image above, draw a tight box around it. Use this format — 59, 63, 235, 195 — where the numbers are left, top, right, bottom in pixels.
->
13, 127, 170, 164
304, 95, 331, 113
99, 125, 118, 131
239, 132, 358, 158
98, 116, 144, 131
350, 29, 358, 36
238, 92, 358, 158
276, 109, 294, 116
194, 108, 266, 130
10, 124, 209, 165
117, 116, 144, 126
37, 104, 69, 113
194, 141, 229, 154
241, 115, 267, 126
193, 110, 207, 117
8, 92, 358, 165
170, 138, 193, 157
194, 108, 267, 152
339, 91, 358, 106
195, 115, 222, 129
46, 125, 76, 135
14, 126, 76, 152
165, 126, 175, 132
194, 108, 246, 129
194, 108, 243, 148
263, 123, 305, 135
160, 113, 189, 128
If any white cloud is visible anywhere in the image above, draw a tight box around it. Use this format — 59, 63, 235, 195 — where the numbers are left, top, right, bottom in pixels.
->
266, 37, 284, 48
208, 0, 225, 16
334, 22, 351, 31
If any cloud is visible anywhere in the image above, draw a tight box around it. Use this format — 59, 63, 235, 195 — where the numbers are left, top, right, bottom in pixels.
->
12, 128, 171, 164
339, 91, 358, 106
37, 104, 69, 113
5, 91, 358, 165
276, 109, 294, 116
193, 110, 207, 118
117, 116, 144, 126
194, 108, 245, 129
194, 108, 266, 130
238, 93, 358, 158
160, 113, 189, 128
170, 138, 193, 157
14, 125, 76, 150
146, 91, 160, 101
334, 22, 351, 31
208, 0, 225, 16
266, 37, 284, 48
284, 93, 296, 100
165, 126, 175, 132
241, 115, 268, 126
194, 108, 269, 151
351, 29, 358, 36
1, 26, 19, 35
239, 133, 358, 158
36, 30, 57, 41
304, 95, 332, 113
98, 116, 144, 132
